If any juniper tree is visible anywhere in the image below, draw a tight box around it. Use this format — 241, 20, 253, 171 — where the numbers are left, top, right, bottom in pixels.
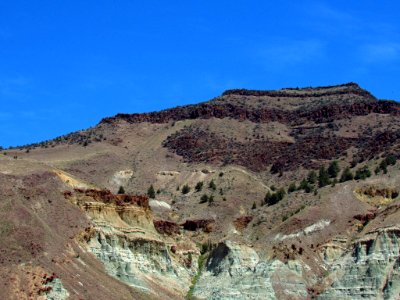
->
307, 170, 317, 184
318, 166, 330, 188
300, 179, 312, 193
354, 166, 371, 180
200, 194, 208, 204
182, 184, 191, 194
118, 186, 125, 194
195, 181, 204, 192
209, 180, 216, 191
385, 155, 397, 166
147, 185, 156, 198
328, 161, 340, 178
340, 167, 354, 182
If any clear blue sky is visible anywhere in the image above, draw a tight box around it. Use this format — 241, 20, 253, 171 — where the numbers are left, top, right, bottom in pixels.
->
1, 1, 400, 147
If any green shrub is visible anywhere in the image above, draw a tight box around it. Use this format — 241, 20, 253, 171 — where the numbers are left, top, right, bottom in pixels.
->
328, 161, 340, 178
354, 166, 371, 180
385, 155, 397, 166
209, 180, 216, 191
307, 171, 317, 184
276, 188, 286, 200
200, 194, 208, 204
375, 155, 397, 174
375, 166, 382, 175
340, 167, 354, 182
265, 193, 278, 206
318, 166, 330, 187
288, 182, 297, 193
147, 185, 156, 198
374, 159, 388, 175
264, 188, 285, 206
195, 181, 204, 192
264, 192, 273, 205
182, 184, 191, 194
117, 186, 125, 194
299, 179, 312, 193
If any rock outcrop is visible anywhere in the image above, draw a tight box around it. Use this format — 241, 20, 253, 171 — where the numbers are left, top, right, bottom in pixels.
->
193, 241, 309, 300
319, 227, 400, 299
65, 188, 199, 299
100, 83, 399, 127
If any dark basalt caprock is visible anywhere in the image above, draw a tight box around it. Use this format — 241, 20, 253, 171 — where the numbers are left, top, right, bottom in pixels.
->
100, 83, 398, 126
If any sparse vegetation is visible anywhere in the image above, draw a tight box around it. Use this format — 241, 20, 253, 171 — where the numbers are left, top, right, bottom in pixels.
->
264, 188, 286, 206
186, 254, 206, 299
200, 240, 212, 254
354, 166, 371, 180
375, 155, 397, 174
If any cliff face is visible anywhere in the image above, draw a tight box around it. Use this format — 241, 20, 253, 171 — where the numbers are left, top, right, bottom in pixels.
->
65, 188, 199, 299
319, 227, 400, 299
193, 241, 309, 300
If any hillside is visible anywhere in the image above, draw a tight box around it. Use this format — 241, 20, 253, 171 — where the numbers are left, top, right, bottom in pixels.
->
1, 83, 400, 299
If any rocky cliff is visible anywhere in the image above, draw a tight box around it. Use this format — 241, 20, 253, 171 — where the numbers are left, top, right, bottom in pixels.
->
64, 188, 200, 299
319, 227, 400, 299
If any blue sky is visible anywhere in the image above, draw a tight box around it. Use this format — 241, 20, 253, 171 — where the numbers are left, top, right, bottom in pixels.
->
1, 1, 400, 147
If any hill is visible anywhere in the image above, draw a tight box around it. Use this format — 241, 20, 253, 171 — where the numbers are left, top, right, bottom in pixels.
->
1, 83, 400, 299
